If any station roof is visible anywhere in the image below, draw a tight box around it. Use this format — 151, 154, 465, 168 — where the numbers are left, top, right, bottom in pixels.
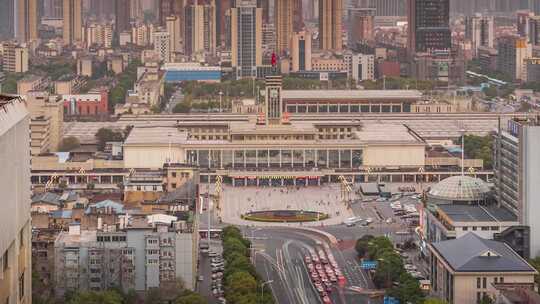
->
281, 90, 422, 100
354, 123, 423, 144
124, 127, 188, 145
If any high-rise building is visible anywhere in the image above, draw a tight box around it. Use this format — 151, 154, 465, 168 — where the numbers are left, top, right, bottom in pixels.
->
85, 23, 114, 48
319, 0, 343, 51
407, 0, 451, 55
348, 8, 375, 46
494, 118, 540, 257
2, 42, 29, 73
291, 31, 312, 71
153, 30, 171, 62
0, 0, 16, 39
43, 0, 62, 18
115, 0, 132, 34
357, 0, 407, 16
166, 15, 182, 55
465, 14, 494, 57
158, 0, 184, 25
497, 36, 532, 80
528, 16, 540, 46
293, 0, 304, 31
517, 10, 535, 37
275, 0, 294, 55
16, 0, 38, 42
184, 3, 216, 57
216, 0, 233, 47
231, 0, 263, 79
63, 0, 83, 45
0, 95, 32, 304
257, 0, 270, 24
132, 23, 154, 46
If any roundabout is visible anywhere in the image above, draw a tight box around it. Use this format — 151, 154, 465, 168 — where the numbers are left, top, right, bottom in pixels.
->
241, 210, 329, 223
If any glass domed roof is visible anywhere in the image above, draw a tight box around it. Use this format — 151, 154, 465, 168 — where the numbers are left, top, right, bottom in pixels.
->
428, 176, 491, 202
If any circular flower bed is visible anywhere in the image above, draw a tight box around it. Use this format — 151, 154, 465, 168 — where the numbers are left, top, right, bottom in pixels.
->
241, 210, 329, 222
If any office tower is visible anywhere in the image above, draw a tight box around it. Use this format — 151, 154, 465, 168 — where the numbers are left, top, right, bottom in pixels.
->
465, 14, 494, 57
166, 15, 181, 55
257, 0, 270, 24
43, 0, 62, 18
184, 3, 216, 57
216, 0, 233, 47
319, 0, 343, 51
153, 31, 171, 62
497, 36, 532, 81
407, 0, 451, 55
158, 0, 184, 25
528, 16, 540, 46
63, 0, 83, 45
293, 0, 304, 31
89, 0, 115, 19
517, 10, 534, 37
291, 31, 312, 71
2, 42, 29, 73
0, 0, 15, 39
275, 0, 294, 55
131, 0, 143, 20
132, 23, 154, 46
16, 0, 38, 42
304, 0, 316, 20
231, 0, 262, 79
494, 118, 540, 257
357, 0, 406, 16
0, 96, 32, 304
348, 8, 375, 46
115, 0, 132, 33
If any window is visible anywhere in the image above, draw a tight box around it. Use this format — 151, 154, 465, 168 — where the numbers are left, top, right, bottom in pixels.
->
482, 277, 486, 289
490, 226, 499, 231
494, 277, 498, 284
472, 226, 477, 231
476, 277, 481, 288
476, 292, 481, 303
19, 271, 24, 299
171, 172, 177, 178
462, 226, 468, 231
500, 277, 504, 283
171, 183, 177, 189
481, 227, 490, 231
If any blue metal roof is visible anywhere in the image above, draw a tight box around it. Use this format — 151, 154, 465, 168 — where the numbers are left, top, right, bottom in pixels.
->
85, 199, 125, 214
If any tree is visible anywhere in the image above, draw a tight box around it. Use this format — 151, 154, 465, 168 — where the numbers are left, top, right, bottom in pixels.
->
373, 250, 404, 288
225, 271, 258, 304
222, 237, 249, 261
67, 290, 123, 304
172, 102, 190, 113
479, 294, 494, 304
424, 298, 448, 304
175, 292, 207, 304
388, 273, 425, 304
95, 128, 124, 151
482, 86, 498, 98
367, 236, 394, 260
59, 136, 81, 152
461, 135, 494, 168
355, 235, 375, 258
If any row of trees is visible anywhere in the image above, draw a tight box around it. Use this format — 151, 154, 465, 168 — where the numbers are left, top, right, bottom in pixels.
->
109, 59, 142, 110
355, 235, 425, 304
221, 226, 274, 304
460, 134, 494, 169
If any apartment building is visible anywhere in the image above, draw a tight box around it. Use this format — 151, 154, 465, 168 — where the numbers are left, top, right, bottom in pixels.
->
0, 95, 32, 304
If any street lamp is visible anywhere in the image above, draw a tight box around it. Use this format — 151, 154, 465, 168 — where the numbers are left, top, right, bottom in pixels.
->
260, 280, 273, 303
219, 91, 223, 113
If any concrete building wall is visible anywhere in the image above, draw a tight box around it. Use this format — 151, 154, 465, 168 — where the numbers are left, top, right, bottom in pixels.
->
0, 97, 32, 304
363, 145, 425, 167
522, 127, 540, 257
123, 146, 185, 169
453, 273, 534, 304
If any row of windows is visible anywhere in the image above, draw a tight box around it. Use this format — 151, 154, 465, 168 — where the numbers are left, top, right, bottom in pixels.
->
462, 226, 499, 231
97, 235, 126, 242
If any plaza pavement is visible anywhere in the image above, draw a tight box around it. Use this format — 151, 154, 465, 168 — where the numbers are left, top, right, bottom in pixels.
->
217, 184, 355, 227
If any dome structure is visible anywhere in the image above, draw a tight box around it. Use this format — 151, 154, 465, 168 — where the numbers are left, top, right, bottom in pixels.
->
428, 176, 491, 203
